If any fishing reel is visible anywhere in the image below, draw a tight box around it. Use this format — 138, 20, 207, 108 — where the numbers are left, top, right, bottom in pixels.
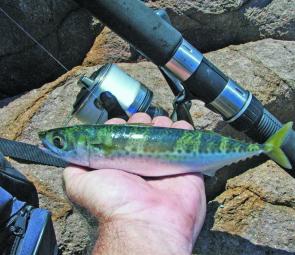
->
73, 9, 195, 126
72, 63, 168, 124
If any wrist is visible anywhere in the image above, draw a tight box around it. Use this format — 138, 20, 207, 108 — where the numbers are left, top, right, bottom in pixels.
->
93, 218, 193, 255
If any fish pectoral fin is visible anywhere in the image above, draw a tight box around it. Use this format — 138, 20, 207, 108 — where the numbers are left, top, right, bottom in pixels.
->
91, 143, 117, 156
91, 143, 103, 149
204, 168, 219, 177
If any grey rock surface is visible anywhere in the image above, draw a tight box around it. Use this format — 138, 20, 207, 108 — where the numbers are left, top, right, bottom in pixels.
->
149, 0, 295, 52
0, 39, 294, 254
0, 0, 102, 96
83, 0, 295, 65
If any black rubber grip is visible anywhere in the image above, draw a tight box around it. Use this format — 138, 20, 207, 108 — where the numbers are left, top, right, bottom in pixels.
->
231, 96, 264, 133
184, 58, 228, 103
231, 95, 282, 142
73, 0, 183, 66
252, 109, 282, 142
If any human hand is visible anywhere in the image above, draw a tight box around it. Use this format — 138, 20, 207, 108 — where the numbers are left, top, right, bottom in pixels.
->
63, 113, 206, 255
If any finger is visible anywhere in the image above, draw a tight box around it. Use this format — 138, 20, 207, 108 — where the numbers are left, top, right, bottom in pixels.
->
63, 166, 88, 201
128, 113, 152, 124
105, 118, 126, 125
152, 116, 173, 128
63, 165, 87, 183
172, 120, 194, 130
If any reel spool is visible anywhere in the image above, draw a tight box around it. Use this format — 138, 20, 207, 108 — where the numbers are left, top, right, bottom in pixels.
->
72, 63, 166, 124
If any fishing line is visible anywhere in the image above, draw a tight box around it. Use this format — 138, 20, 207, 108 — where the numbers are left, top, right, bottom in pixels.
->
0, 6, 69, 72
0, 6, 101, 121
63, 111, 74, 126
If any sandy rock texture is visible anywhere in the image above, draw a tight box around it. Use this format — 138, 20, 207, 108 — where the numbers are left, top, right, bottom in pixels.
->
83, 0, 295, 65
195, 162, 295, 255
0, 0, 102, 98
150, 0, 295, 51
0, 39, 294, 254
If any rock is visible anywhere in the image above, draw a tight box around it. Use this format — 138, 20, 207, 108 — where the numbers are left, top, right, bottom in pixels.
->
0, 0, 102, 97
83, 0, 295, 65
0, 39, 294, 254
194, 162, 295, 255
150, 0, 295, 52
82, 27, 135, 67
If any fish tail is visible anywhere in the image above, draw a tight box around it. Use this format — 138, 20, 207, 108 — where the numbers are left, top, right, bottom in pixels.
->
264, 122, 293, 169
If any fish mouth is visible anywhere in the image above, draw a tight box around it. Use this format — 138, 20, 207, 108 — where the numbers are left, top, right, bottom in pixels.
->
38, 131, 47, 141
39, 135, 91, 168
40, 140, 90, 168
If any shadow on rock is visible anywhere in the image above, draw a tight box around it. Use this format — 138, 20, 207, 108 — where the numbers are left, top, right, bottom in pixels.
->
205, 155, 268, 201
0, 94, 23, 108
194, 201, 293, 255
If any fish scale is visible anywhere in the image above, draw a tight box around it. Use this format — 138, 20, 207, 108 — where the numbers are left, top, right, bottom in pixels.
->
39, 122, 292, 177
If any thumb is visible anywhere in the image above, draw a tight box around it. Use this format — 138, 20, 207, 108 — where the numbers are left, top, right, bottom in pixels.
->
63, 166, 94, 211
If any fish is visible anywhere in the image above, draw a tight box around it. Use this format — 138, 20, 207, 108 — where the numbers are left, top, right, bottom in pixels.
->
38, 122, 293, 177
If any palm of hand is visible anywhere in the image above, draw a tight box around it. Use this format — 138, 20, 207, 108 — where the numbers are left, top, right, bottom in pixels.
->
64, 114, 206, 250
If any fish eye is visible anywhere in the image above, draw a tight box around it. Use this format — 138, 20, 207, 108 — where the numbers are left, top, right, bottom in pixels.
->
53, 136, 65, 149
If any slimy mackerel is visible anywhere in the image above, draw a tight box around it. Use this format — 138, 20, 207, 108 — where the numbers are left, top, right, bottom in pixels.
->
39, 122, 292, 177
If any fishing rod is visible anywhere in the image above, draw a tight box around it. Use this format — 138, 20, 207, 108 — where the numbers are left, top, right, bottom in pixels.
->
73, 0, 295, 169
